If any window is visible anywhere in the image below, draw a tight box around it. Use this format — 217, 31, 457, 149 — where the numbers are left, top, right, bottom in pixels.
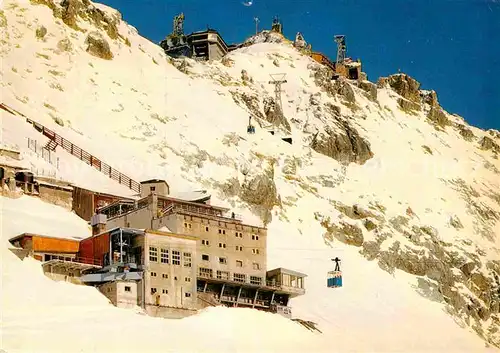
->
150, 186, 156, 192
206, 226, 209, 232
218, 229, 222, 234
256, 235, 259, 240
162, 289, 168, 294
185, 292, 191, 298
250, 276, 262, 285
235, 232, 243, 238
185, 277, 191, 282
172, 250, 181, 265
160, 249, 169, 264
235, 246, 243, 251
202, 254, 209, 261
219, 243, 226, 248
252, 249, 260, 255
252, 262, 260, 270
223, 230, 226, 235
252, 235, 255, 240
199, 267, 213, 278
183, 252, 192, 267
151, 288, 157, 294
217, 270, 229, 280
150, 271, 157, 277
162, 274, 168, 279
236, 260, 243, 267
233, 273, 246, 283
149, 247, 158, 262
219, 257, 227, 264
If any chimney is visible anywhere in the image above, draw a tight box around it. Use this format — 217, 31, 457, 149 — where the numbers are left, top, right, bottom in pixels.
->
91, 213, 107, 236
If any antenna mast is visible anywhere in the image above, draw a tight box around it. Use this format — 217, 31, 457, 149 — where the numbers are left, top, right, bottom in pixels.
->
334, 35, 346, 64
253, 17, 260, 35
268, 73, 287, 132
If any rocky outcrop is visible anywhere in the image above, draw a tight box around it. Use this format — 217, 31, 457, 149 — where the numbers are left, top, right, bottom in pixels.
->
263, 96, 291, 132
378, 73, 421, 112
421, 90, 450, 127
32, 0, 122, 40
35, 25, 47, 39
312, 66, 356, 104
85, 31, 113, 60
311, 121, 374, 165
456, 124, 476, 141
240, 69, 253, 84
357, 80, 377, 101
316, 214, 364, 247
240, 164, 281, 225
479, 136, 500, 154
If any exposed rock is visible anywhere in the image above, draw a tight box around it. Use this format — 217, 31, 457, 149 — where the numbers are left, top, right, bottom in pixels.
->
272, 59, 280, 67
397, 97, 421, 112
363, 219, 377, 231
333, 201, 378, 220
488, 129, 500, 140
241, 69, 253, 84
0, 10, 7, 28
281, 156, 301, 175
35, 25, 47, 39
379, 74, 422, 111
85, 31, 113, 60
422, 145, 433, 155
311, 121, 374, 165
450, 215, 464, 229
427, 106, 450, 128
221, 57, 234, 67
313, 67, 356, 104
263, 96, 291, 132
357, 80, 377, 101
240, 165, 280, 225
56, 38, 73, 52
60, 0, 80, 29
479, 136, 500, 154
456, 124, 475, 141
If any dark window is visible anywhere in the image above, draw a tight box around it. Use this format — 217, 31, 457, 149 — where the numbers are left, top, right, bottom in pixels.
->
125, 286, 131, 292
202, 254, 209, 261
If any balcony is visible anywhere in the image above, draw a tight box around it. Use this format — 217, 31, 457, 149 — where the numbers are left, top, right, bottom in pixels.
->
166, 204, 242, 222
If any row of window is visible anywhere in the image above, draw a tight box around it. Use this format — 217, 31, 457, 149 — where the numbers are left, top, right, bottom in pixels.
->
199, 267, 263, 285
200, 255, 260, 270
150, 272, 191, 282
151, 287, 191, 297
183, 215, 260, 233
149, 247, 192, 267
200, 242, 261, 254
183, 223, 260, 240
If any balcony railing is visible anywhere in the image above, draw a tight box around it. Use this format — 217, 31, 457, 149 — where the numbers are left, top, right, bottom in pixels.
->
166, 204, 242, 222
43, 255, 102, 267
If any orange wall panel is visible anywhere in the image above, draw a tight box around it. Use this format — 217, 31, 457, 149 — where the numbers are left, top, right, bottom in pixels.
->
32, 236, 80, 253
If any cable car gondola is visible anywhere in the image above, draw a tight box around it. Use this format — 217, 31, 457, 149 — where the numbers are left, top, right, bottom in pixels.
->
327, 257, 342, 288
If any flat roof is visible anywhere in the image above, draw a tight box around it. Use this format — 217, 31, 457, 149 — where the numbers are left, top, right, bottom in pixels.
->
267, 267, 308, 278
89, 227, 197, 242
141, 179, 169, 185
8, 232, 85, 244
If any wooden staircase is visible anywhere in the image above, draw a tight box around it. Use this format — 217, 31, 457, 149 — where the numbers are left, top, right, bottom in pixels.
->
1, 102, 142, 194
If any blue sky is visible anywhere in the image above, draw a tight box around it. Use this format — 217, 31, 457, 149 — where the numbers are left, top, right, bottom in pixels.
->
101, 0, 500, 130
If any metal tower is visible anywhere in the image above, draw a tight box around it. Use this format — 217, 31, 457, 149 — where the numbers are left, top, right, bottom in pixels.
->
334, 35, 346, 64
253, 17, 260, 35
268, 73, 287, 132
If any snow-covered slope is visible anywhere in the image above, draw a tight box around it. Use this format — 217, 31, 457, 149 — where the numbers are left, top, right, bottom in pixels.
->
1, 0, 500, 351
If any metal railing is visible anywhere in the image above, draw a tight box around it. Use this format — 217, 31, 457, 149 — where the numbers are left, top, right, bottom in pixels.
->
43, 255, 103, 267
2, 104, 142, 193
167, 204, 243, 221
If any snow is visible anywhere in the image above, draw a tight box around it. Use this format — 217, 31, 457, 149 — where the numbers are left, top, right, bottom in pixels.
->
1, 0, 499, 352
